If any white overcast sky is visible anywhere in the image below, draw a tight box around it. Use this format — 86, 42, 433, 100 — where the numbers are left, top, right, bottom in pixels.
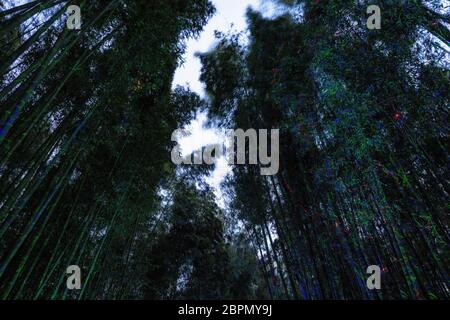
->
172, 0, 276, 204
172, 0, 273, 95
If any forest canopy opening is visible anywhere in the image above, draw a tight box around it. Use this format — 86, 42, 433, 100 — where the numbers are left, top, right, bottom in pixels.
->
0, 0, 448, 301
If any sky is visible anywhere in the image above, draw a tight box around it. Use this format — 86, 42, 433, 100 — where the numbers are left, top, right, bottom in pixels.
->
173, 0, 265, 94
172, 0, 264, 206
171, 0, 291, 206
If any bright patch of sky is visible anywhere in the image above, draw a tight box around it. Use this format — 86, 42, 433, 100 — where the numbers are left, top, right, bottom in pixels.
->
172, 0, 280, 94
172, 0, 285, 206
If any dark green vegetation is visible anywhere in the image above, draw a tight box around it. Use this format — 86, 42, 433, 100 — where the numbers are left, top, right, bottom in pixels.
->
0, 0, 449, 299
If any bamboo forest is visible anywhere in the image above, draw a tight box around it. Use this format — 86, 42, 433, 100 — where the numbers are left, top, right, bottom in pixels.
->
0, 0, 449, 301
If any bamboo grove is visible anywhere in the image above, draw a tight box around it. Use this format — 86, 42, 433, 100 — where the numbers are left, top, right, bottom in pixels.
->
0, 0, 449, 300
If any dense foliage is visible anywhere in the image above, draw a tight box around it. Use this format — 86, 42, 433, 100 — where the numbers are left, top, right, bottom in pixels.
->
198, 0, 449, 299
0, 0, 448, 300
